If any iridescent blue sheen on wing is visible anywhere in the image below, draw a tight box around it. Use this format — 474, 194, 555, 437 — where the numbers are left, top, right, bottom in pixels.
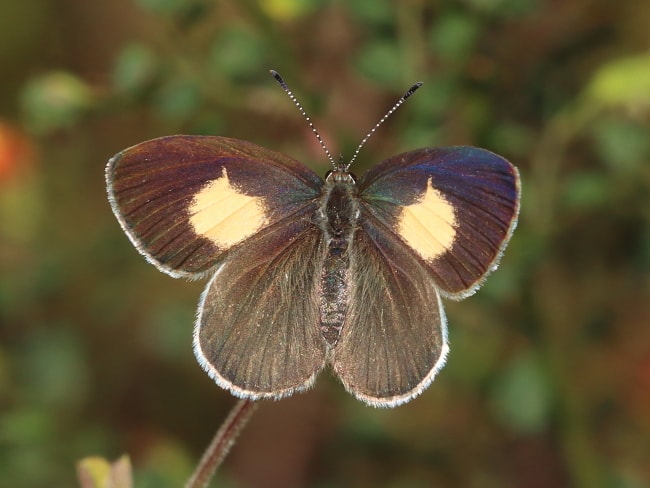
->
358, 146, 520, 297
106, 135, 323, 278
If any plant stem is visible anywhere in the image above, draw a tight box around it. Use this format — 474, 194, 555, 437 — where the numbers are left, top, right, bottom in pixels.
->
185, 399, 259, 488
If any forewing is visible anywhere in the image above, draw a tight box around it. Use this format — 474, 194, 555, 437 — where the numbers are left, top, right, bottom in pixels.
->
106, 135, 322, 278
331, 219, 449, 407
358, 147, 520, 298
194, 206, 328, 399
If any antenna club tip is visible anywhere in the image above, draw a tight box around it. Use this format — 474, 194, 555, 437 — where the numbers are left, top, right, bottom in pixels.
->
404, 81, 424, 98
269, 69, 284, 84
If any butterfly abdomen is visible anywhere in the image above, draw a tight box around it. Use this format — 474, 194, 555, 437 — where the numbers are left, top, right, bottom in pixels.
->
317, 173, 359, 346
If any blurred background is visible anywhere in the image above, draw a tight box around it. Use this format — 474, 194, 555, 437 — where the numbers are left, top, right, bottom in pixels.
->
1, 0, 649, 487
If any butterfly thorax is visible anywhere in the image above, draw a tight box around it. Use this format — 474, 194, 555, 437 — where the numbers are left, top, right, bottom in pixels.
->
316, 171, 359, 346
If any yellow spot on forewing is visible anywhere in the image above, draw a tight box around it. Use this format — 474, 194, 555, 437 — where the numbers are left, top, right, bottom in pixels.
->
189, 168, 267, 248
398, 178, 457, 261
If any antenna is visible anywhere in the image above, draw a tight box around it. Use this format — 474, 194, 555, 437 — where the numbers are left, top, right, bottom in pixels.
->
270, 70, 337, 170
345, 81, 422, 170
270, 70, 423, 171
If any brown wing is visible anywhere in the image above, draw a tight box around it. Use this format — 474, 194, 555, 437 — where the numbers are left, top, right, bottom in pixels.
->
194, 207, 328, 399
331, 218, 449, 407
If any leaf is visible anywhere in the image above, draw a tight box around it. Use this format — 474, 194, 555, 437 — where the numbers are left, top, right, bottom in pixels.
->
256, 0, 320, 21
20, 71, 93, 133
77, 455, 133, 488
354, 40, 404, 88
490, 352, 553, 433
112, 43, 158, 95
584, 54, 650, 113
430, 12, 478, 61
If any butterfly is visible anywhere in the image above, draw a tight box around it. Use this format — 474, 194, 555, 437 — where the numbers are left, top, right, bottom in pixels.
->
106, 71, 520, 407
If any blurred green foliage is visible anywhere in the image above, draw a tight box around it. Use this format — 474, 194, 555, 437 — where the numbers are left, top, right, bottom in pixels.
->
1, 0, 649, 487
20, 72, 94, 134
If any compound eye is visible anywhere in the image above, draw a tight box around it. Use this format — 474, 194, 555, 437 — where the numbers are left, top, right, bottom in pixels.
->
325, 170, 357, 184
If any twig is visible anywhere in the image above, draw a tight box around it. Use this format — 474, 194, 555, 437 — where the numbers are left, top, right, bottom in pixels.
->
185, 399, 259, 488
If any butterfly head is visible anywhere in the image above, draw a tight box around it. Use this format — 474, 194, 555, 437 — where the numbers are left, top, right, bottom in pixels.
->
325, 165, 357, 185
